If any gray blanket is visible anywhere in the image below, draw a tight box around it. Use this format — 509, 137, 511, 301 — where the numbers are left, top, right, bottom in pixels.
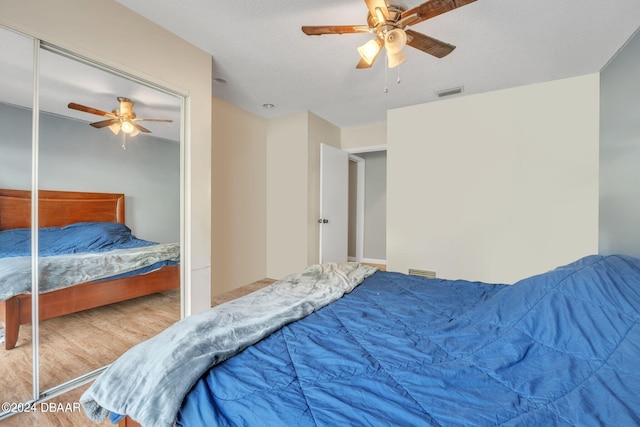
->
81, 262, 377, 427
0, 243, 180, 301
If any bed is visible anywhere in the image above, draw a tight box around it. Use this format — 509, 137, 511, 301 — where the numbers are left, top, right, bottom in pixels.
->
0, 188, 180, 350
82, 255, 640, 427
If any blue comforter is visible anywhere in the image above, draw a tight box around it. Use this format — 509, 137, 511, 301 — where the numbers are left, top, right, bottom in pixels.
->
0, 222, 179, 300
0, 222, 154, 258
178, 255, 640, 426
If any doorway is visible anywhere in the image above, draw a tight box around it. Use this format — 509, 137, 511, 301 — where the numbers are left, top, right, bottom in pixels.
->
319, 144, 387, 267
348, 149, 387, 266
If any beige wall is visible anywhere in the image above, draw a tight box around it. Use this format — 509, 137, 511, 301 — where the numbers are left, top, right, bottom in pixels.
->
387, 74, 600, 284
0, 0, 212, 314
210, 68, 601, 290
341, 121, 387, 150
211, 104, 340, 289
266, 112, 310, 279
264, 111, 340, 280
212, 98, 267, 295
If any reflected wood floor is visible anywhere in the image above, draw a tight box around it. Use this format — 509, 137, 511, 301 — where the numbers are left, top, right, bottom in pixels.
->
2, 279, 275, 427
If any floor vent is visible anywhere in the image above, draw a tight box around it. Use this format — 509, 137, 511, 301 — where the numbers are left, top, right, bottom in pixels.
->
408, 268, 437, 279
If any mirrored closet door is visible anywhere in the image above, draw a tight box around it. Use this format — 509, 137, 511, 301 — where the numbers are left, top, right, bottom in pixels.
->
0, 25, 35, 409
0, 23, 184, 418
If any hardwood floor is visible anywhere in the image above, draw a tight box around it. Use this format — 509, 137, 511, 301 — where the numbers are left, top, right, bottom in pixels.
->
1, 279, 275, 427
210, 278, 275, 306
363, 262, 386, 271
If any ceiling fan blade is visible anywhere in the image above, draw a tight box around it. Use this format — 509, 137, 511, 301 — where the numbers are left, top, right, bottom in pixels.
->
134, 118, 173, 123
302, 25, 370, 35
68, 102, 116, 118
132, 122, 151, 133
90, 119, 119, 129
364, 0, 390, 23
401, 0, 476, 27
405, 29, 456, 58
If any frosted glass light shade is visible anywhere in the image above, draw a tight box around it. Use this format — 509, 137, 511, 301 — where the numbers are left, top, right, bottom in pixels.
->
357, 38, 382, 66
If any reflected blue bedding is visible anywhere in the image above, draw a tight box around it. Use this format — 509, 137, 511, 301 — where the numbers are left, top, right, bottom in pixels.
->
0, 222, 154, 258
177, 255, 640, 426
0, 222, 179, 300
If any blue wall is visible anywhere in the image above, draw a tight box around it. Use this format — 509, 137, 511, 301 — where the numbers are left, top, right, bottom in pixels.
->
599, 29, 640, 257
0, 102, 180, 243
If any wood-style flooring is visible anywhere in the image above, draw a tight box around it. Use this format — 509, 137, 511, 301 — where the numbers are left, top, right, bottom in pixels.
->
363, 262, 386, 271
1, 278, 275, 427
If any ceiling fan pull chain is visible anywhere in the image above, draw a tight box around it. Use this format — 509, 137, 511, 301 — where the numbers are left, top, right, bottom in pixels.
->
397, 65, 401, 84
384, 56, 389, 93
121, 132, 127, 150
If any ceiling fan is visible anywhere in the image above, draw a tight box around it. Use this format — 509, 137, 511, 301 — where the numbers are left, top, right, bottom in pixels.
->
302, 0, 476, 69
67, 97, 173, 137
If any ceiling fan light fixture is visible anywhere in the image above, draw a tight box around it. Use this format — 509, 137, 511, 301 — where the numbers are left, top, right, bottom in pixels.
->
387, 50, 406, 68
385, 28, 407, 68
108, 123, 121, 135
68, 97, 171, 139
385, 28, 407, 53
121, 120, 135, 134
357, 38, 382, 66
109, 119, 139, 137
301, 0, 476, 69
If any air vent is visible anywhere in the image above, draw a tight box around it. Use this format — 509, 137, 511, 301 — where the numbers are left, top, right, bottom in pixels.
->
435, 86, 463, 98
408, 268, 437, 279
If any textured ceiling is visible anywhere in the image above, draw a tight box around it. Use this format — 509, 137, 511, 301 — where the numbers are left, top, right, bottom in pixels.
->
115, 0, 640, 128
2, 1, 640, 135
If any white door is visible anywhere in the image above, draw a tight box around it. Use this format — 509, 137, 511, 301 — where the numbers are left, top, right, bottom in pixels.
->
319, 143, 348, 263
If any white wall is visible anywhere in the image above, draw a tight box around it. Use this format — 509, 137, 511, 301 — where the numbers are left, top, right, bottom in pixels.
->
388, 74, 600, 284
600, 28, 640, 258
307, 113, 341, 265
0, 0, 212, 314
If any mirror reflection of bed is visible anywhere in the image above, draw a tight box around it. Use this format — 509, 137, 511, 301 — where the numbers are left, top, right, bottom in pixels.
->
0, 189, 180, 399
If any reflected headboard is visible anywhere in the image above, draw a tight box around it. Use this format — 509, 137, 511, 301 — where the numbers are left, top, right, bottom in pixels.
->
0, 189, 125, 231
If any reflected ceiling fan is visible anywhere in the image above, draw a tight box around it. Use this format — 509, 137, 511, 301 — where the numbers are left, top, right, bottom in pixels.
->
68, 97, 172, 137
302, 0, 476, 69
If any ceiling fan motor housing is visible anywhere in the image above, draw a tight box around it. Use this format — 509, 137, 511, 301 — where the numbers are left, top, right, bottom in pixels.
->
367, 4, 406, 30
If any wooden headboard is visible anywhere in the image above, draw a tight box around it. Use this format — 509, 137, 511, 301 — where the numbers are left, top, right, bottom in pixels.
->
0, 189, 125, 231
